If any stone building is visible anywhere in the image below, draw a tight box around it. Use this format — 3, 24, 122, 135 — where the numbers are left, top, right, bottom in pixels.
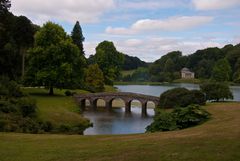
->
181, 67, 195, 79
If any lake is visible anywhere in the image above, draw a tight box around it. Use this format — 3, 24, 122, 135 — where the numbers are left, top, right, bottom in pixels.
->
84, 83, 240, 135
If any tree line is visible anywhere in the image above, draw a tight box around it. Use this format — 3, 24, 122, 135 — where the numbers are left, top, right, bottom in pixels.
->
149, 45, 240, 83
1, 0, 240, 92
0, 0, 127, 94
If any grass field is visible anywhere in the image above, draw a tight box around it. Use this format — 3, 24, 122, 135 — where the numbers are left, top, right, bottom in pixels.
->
173, 78, 201, 84
21, 86, 117, 126
121, 70, 136, 76
0, 102, 240, 161
114, 81, 164, 85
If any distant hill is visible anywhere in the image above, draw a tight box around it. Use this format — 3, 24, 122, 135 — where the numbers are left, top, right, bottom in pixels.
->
149, 44, 240, 83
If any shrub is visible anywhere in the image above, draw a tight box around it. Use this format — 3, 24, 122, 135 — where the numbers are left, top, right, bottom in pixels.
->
159, 88, 206, 108
41, 121, 53, 132
58, 124, 71, 133
0, 100, 18, 113
200, 82, 233, 101
173, 105, 210, 129
65, 90, 73, 96
146, 105, 210, 133
146, 109, 177, 132
190, 90, 206, 106
19, 117, 41, 133
0, 119, 6, 131
17, 97, 37, 117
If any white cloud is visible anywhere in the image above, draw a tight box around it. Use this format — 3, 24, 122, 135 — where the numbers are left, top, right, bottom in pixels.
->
106, 16, 213, 35
11, 0, 115, 24
192, 0, 240, 10
119, 0, 187, 10
105, 27, 136, 35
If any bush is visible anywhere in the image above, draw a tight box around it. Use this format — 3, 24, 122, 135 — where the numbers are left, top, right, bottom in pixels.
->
0, 100, 18, 113
159, 88, 206, 108
58, 124, 71, 133
146, 105, 210, 133
17, 97, 37, 117
173, 105, 210, 129
190, 90, 206, 106
200, 82, 233, 101
65, 90, 72, 96
146, 109, 177, 132
0, 77, 24, 98
41, 121, 53, 132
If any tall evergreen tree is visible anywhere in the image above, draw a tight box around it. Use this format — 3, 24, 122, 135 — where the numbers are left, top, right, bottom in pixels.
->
13, 16, 34, 79
71, 21, 85, 56
0, 0, 11, 14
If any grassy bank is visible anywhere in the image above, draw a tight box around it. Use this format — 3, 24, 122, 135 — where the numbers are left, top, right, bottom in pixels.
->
21, 86, 117, 126
115, 79, 202, 85
0, 102, 240, 161
173, 78, 201, 84
114, 81, 164, 85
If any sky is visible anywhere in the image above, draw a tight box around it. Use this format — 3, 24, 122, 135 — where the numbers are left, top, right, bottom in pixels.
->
11, 0, 240, 62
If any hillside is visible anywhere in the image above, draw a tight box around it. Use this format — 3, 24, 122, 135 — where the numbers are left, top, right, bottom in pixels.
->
0, 103, 240, 161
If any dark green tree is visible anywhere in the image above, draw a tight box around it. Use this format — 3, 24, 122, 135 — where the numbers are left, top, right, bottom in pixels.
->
25, 22, 86, 95
13, 16, 34, 79
85, 64, 105, 92
200, 82, 233, 102
71, 21, 85, 56
121, 54, 147, 70
159, 88, 206, 108
94, 41, 124, 85
0, 0, 11, 13
211, 59, 231, 82
164, 58, 174, 72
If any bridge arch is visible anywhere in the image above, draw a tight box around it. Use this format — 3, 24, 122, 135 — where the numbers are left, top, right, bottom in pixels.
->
75, 92, 160, 116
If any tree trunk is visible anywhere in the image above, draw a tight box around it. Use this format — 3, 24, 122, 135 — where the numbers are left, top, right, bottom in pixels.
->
49, 86, 54, 95
21, 47, 26, 80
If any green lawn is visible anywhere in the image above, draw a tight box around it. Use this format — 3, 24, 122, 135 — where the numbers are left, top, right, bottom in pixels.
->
0, 102, 240, 161
173, 78, 201, 84
121, 69, 136, 76
21, 86, 117, 126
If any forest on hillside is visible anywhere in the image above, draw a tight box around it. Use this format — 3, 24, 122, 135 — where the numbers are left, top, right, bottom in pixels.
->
1, 0, 239, 85
119, 45, 240, 83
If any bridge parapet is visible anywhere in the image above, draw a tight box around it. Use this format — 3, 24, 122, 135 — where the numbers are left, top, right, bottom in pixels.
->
74, 92, 160, 116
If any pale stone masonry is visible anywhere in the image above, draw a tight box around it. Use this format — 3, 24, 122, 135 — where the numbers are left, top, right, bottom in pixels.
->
181, 67, 195, 79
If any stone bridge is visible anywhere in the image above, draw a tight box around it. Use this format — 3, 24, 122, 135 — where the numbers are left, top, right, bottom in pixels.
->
74, 92, 159, 116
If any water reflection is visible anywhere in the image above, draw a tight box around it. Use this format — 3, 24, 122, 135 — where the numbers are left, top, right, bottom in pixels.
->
115, 83, 240, 101
84, 83, 240, 135
84, 106, 154, 135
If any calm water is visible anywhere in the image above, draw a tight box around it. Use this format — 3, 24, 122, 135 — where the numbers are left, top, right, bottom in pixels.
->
84, 83, 240, 135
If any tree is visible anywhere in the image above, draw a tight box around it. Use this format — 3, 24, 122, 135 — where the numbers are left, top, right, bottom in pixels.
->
200, 82, 233, 102
0, 0, 11, 14
164, 58, 174, 72
13, 16, 35, 79
211, 59, 231, 82
71, 21, 85, 56
159, 88, 206, 108
121, 54, 147, 70
25, 22, 86, 95
85, 64, 105, 92
94, 41, 124, 85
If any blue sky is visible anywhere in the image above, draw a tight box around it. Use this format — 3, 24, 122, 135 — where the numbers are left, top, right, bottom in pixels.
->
11, 0, 240, 62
